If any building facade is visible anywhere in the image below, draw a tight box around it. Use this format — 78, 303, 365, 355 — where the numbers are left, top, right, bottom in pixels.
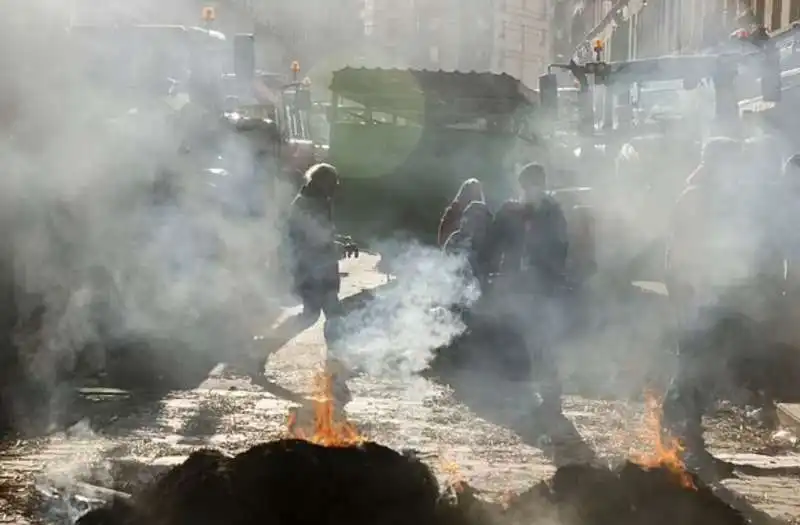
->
68, 0, 252, 33
363, 0, 549, 88
363, 0, 424, 67
552, 0, 800, 65
492, 0, 550, 87
231, 0, 365, 73
747, 0, 800, 32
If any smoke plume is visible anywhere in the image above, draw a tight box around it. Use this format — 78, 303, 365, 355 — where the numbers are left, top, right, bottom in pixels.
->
335, 242, 479, 380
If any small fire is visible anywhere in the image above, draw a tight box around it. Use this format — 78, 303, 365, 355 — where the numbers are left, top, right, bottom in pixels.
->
286, 371, 364, 447
632, 392, 696, 490
439, 450, 466, 493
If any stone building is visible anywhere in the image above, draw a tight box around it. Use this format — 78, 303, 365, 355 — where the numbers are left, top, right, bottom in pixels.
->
551, 0, 800, 64
363, 0, 548, 87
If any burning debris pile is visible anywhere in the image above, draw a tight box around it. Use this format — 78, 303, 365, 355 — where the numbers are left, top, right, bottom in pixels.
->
500, 461, 745, 525
76, 376, 747, 525
77, 440, 440, 525
75, 454, 747, 525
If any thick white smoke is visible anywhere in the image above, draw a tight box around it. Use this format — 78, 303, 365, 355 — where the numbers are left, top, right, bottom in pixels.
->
2, 0, 798, 435
335, 242, 479, 380
0, 0, 303, 431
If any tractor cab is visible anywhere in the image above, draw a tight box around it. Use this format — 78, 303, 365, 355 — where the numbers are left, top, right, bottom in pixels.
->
539, 36, 782, 200
539, 34, 781, 139
222, 52, 318, 186
210, 43, 318, 217
536, 32, 781, 285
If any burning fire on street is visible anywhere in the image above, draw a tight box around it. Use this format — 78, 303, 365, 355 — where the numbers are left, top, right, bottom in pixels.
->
439, 450, 468, 493
72, 379, 747, 525
286, 371, 364, 447
631, 392, 696, 490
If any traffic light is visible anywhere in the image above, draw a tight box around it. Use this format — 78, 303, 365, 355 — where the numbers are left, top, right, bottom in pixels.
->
234, 33, 255, 83
538, 73, 558, 114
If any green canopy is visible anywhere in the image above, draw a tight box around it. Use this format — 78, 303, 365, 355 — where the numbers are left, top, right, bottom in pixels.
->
329, 67, 535, 122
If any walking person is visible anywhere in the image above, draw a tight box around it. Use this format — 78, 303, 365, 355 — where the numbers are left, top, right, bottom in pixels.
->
443, 200, 494, 292
438, 178, 486, 247
662, 137, 759, 480
249, 163, 353, 407
486, 163, 569, 414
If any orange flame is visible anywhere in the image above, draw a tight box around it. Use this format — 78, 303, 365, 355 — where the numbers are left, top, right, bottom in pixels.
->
632, 392, 696, 489
287, 371, 364, 447
438, 450, 466, 493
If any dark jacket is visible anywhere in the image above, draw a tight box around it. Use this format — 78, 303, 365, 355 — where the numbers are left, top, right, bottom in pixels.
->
443, 202, 494, 286
287, 186, 339, 290
487, 196, 568, 290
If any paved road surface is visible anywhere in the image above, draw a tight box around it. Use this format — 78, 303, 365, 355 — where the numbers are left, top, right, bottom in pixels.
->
2, 254, 800, 523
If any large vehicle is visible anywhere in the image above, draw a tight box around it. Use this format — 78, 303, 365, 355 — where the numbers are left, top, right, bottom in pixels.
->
536, 35, 782, 283
542, 26, 781, 136
326, 68, 531, 239
25, 23, 287, 391
540, 32, 800, 406
67, 22, 318, 200
69, 23, 230, 108
221, 58, 320, 188
2, 21, 310, 432
738, 27, 800, 364
66, 23, 238, 195
325, 67, 596, 284
253, 74, 319, 184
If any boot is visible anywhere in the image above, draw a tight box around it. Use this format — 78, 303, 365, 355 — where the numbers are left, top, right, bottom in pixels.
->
661, 388, 735, 483
682, 447, 736, 483
329, 369, 353, 409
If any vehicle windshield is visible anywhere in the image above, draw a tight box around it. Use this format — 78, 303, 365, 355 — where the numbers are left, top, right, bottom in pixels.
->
629, 79, 715, 131
635, 80, 685, 115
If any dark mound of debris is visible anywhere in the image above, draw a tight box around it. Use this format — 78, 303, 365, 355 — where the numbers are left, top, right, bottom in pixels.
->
77, 441, 747, 525
77, 439, 440, 525
498, 461, 747, 525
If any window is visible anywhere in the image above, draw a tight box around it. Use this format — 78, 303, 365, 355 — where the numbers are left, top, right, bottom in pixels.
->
429, 45, 440, 63
386, 18, 399, 40
771, 0, 783, 30
529, 57, 543, 75
523, 28, 543, 51
792, 0, 800, 21
524, 0, 547, 18
503, 22, 524, 52
756, 0, 766, 24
